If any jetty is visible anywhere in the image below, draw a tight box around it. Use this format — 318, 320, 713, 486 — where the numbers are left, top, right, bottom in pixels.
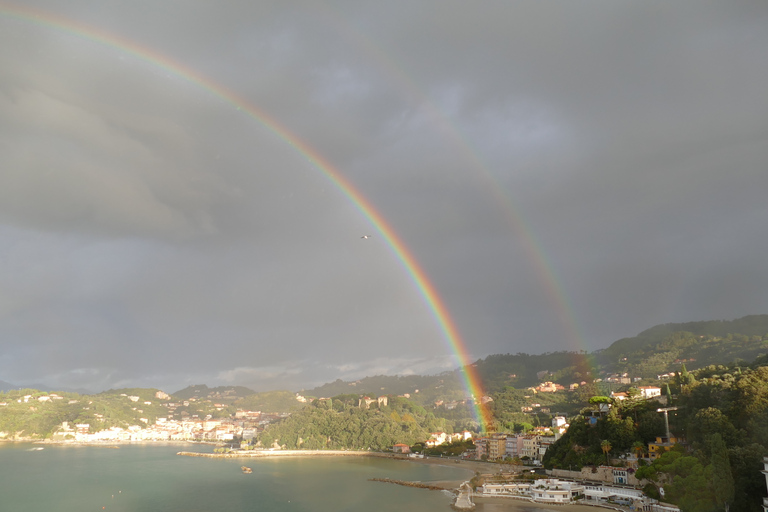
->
368, 477, 450, 491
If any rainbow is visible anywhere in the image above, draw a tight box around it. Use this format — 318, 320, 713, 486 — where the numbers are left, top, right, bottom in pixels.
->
0, 2, 493, 430
321, 8, 589, 356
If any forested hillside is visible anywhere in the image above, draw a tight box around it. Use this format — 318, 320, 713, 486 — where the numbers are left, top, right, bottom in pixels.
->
543, 356, 768, 512
302, 316, 768, 398
257, 395, 451, 451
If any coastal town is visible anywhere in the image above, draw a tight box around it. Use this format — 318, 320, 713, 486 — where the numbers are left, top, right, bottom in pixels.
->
1, 383, 687, 511
3, 352, 767, 512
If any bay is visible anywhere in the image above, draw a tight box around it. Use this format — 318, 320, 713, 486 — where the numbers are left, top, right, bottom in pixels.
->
0, 444, 604, 512
0, 443, 468, 512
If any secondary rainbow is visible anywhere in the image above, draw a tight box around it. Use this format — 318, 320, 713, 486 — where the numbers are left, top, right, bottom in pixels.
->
0, 2, 493, 430
321, 8, 590, 356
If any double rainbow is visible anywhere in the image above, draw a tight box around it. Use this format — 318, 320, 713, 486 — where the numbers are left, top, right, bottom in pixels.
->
0, 2, 493, 430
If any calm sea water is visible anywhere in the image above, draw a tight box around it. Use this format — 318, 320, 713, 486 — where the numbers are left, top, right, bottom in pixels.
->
0, 444, 598, 512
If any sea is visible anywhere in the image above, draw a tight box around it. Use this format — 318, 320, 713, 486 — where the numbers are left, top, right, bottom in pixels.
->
0, 443, 599, 512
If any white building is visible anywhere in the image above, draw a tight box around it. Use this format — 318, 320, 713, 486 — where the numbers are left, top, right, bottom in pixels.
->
529, 479, 584, 503
638, 386, 662, 399
582, 483, 645, 505
479, 482, 531, 497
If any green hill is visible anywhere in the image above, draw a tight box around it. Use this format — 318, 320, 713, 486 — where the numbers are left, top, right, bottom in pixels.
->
171, 384, 255, 402
233, 390, 303, 413
257, 395, 450, 451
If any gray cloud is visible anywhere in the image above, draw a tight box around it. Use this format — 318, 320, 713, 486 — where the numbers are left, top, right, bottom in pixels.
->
1, 0, 767, 392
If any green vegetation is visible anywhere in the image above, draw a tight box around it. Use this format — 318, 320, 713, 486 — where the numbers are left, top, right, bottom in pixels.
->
0, 387, 230, 438
233, 390, 303, 413
172, 384, 256, 402
542, 396, 666, 469
543, 357, 768, 512
303, 374, 467, 407
422, 439, 474, 457
257, 395, 450, 451
4, 315, 768, 510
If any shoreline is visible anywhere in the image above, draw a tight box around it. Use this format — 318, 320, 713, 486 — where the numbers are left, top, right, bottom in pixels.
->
4, 443, 636, 511
177, 449, 395, 459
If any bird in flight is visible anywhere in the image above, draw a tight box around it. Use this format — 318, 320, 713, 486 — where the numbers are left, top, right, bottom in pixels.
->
361, 235, 371, 239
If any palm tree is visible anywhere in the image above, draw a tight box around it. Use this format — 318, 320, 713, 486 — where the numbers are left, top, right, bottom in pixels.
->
632, 440, 645, 460
600, 440, 612, 464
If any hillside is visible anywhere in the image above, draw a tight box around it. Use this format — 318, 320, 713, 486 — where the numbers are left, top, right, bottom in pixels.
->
172, 384, 256, 402
257, 395, 450, 451
0, 388, 233, 439
299, 316, 768, 403
600, 315, 768, 356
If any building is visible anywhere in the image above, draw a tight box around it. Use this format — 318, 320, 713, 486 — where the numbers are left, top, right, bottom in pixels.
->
479, 482, 531, 497
392, 444, 411, 454
638, 386, 662, 399
613, 468, 629, 484
538, 436, 556, 460
521, 435, 541, 460
529, 479, 585, 503
552, 416, 568, 435
537, 381, 565, 393
479, 479, 584, 503
488, 434, 507, 460
474, 437, 488, 460
648, 435, 682, 460
581, 483, 646, 506
505, 434, 523, 459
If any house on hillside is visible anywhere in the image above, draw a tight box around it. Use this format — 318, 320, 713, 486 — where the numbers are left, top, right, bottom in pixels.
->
392, 444, 411, 453
638, 386, 662, 399
648, 435, 683, 460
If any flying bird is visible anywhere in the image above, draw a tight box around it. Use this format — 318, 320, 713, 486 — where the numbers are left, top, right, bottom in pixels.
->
361, 235, 371, 239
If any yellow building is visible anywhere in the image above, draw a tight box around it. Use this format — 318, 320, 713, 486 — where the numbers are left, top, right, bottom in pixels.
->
648, 435, 681, 459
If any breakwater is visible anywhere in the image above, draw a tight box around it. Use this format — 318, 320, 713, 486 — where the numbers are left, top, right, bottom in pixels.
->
368, 477, 451, 491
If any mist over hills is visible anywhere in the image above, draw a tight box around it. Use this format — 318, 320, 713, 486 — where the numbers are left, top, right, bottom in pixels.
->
305, 314, 768, 399
3, 315, 767, 398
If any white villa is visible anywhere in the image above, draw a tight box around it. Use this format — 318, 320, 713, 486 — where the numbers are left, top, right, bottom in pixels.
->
479, 478, 680, 509
479, 478, 584, 504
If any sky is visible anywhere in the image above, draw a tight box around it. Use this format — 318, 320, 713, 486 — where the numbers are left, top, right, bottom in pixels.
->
1, 1, 767, 394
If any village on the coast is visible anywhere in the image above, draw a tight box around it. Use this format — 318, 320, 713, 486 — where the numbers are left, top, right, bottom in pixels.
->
13, 386, 681, 511
6, 374, 767, 512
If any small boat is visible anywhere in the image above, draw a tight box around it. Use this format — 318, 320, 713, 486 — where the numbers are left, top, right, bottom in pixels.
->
241, 466, 252, 474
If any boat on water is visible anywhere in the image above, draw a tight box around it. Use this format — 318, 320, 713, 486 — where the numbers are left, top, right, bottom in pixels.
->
241, 466, 252, 474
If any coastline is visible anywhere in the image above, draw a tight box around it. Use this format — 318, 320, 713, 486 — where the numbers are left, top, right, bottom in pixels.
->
174, 450, 629, 511
178, 449, 394, 458
4, 442, 636, 511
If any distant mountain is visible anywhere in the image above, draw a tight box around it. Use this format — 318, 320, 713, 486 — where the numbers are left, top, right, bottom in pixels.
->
304, 315, 768, 398
172, 384, 255, 401
599, 314, 768, 361
302, 373, 468, 407
0, 380, 92, 395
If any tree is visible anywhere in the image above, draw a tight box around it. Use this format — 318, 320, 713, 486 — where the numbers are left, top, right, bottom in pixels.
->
600, 440, 612, 464
632, 440, 645, 459
710, 433, 734, 512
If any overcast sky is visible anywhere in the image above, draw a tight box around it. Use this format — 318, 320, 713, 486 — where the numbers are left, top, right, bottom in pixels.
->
1, 1, 767, 393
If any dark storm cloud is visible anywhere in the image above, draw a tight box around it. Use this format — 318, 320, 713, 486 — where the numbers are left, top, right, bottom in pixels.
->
1, 0, 767, 392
